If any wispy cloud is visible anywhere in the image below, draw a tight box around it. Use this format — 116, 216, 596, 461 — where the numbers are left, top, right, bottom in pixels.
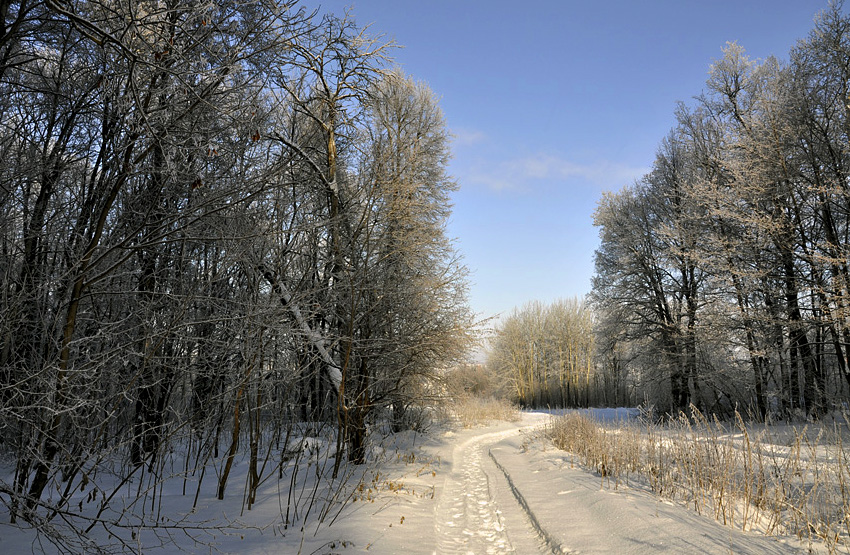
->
451, 127, 488, 147
462, 153, 649, 193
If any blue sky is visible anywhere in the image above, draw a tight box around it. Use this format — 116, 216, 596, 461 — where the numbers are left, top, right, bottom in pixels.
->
313, 0, 829, 322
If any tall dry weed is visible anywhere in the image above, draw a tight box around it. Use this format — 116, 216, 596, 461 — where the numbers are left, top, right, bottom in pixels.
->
452, 396, 520, 428
545, 408, 850, 553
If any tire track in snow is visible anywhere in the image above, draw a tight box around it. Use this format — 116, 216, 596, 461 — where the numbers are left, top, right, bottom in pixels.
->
488, 448, 571, 555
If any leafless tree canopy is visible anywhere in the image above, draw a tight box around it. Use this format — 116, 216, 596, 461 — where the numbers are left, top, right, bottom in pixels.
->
592, 3, 850, 419
0, 0, 472, 548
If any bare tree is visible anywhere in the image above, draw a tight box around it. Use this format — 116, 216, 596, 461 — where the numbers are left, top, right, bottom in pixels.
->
590, 3, 850, 418
0, 2, 475, 549
488, 298, 599, 408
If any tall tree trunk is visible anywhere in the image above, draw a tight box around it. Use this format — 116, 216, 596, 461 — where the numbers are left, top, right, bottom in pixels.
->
782, 251, 817, 414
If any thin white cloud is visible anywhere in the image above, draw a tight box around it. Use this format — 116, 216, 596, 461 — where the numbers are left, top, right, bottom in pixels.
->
451, 127, 488, 147
462, 153, 648, 193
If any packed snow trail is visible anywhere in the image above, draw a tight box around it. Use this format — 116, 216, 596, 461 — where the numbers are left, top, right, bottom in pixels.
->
434, 417, 554, 554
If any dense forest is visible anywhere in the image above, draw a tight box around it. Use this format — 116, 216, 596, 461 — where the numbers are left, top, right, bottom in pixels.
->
0, 0, 473, 543
489, 3, 850, 420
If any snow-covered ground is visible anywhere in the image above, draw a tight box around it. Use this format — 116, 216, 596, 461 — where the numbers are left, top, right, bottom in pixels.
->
1, 410, 826, 553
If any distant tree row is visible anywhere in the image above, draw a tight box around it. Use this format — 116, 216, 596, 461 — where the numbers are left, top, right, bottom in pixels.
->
487, 299, 625, 408
592, 3, 850, 419
0, 0, 471, 541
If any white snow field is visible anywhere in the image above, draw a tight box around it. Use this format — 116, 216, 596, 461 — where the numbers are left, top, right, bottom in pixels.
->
1, 411, 824, 554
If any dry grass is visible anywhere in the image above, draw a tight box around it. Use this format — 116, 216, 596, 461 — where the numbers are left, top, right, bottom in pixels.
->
546, 408, 850, 553
451, 396, 520, 428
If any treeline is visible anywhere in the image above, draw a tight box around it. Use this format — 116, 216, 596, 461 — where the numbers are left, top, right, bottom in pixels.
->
488, 299, 619, 408
592, 3, 850, 419
488, 4, 850, 418
0, 0, 471, 537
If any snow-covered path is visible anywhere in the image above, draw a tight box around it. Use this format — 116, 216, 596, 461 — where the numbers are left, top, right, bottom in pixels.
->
434, 429, 512, 553
433, 425, 547, 554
